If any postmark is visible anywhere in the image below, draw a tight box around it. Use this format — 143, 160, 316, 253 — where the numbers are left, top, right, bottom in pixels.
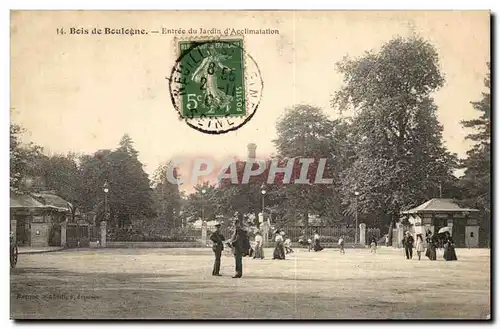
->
168, 37, 263, 134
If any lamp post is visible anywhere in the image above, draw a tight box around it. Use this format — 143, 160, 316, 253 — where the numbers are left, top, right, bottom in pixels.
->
354, 191, 360, 245
103, 181, 110, 222
201, 189, 207, 223
261, 184, 267, 222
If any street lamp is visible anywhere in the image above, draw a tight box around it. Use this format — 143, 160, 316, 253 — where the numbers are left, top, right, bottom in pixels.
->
103, 181, 110, 221
201, 189, 207, 223
261, 184, 267, 225
354, 191, 360, 245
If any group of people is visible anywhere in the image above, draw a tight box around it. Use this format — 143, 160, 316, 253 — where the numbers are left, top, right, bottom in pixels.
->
209, 217, 254, 278
297, 231, 324, 252
209, 219, 333, 277
401, 229, 458, 261
210, 218, 460, 279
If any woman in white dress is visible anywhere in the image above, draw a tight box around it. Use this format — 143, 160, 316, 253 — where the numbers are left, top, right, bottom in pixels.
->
253, 231, 264, 259
273, 231, 285, 260
313, 230, 324, 252
415, 234, 425, 260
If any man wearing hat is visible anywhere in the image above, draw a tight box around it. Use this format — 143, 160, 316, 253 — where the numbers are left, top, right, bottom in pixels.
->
210, 222, 225, 276
402, 231, 414, 260
228, 215, 248, 278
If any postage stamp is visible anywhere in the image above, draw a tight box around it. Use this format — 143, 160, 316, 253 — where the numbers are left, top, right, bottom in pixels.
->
168, 37, 263, 134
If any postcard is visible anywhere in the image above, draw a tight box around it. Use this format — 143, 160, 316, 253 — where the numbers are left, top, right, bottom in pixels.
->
10, 10, 490, 319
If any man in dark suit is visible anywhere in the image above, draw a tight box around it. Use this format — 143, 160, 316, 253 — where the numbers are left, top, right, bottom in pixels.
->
228, 217, 247, 278
210, 223, 225, 276
402, 231, 414, 260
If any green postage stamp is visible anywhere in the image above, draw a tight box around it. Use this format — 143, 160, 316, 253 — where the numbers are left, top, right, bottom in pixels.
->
178, 39, 246, 118
169, 37, 263, 134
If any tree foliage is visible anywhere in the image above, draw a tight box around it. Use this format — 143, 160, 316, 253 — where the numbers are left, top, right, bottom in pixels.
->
459, 62, 491, 213
10, 123, 44, 193
333, 36, 458, 238
152, 162, 182, 229
272, 105, 352, 225
183, 183, 219, 223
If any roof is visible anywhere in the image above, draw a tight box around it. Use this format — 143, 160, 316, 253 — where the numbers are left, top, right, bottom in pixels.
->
10, 193, 48, 209
10, 192, 71, 212
32, 192, 72, 211
401, 198, 479, 215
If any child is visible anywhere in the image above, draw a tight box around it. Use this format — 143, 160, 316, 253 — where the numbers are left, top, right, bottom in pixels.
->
284, 236, 293, 254
338, 236, 345, 254
370, 237, 377, 253
415, 234, 425, 260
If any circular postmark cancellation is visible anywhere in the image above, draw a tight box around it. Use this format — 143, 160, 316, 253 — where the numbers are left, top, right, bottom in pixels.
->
168, 38, 263, 134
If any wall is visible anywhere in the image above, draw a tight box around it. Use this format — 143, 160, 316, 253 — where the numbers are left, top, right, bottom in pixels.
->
30, 222, 50, 247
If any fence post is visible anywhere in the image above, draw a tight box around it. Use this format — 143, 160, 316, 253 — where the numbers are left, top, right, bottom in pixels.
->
201, 221, 207, 246
359, 223, 366, 245
100, 221, 107, 247
60, 221, 67, 247
261, 221, 270, 246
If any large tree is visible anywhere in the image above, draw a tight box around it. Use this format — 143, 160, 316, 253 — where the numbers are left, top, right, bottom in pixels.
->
272, 105, 352, 226
78, 135, 154, 228
10, 122, 44, 193
36, 152, 83, 219
333, 36, 458, 242
459, 62, 491, 213
184, 183, 219, 223
152, 162, 182, 229
459, 63, 491, 246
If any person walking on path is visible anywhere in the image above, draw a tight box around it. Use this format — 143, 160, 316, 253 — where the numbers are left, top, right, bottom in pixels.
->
402, 231, 414, 260
338, 236, 345, 254
284, 235, 293, 254
370, 237, 377, 253
415, 234, 425, 260
273, 230, 286, 260
443, 231, 458, 261
209, 223, 225, 276
313, 231, 324, 252
425, 230, 437, 261
253, 230, 264, 259
228, 218, 248, 278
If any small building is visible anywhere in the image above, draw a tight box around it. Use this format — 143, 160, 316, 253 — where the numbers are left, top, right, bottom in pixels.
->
401, 198, 479, 248
10, 191, 71, 247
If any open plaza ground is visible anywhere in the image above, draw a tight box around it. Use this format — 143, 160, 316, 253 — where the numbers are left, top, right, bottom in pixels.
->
10, 247, 490, 319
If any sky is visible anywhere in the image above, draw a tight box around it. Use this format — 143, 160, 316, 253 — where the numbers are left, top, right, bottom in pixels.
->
10, 11, 490, 192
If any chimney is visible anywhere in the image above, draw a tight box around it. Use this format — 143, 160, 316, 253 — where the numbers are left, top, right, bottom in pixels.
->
247, 143, 257, 159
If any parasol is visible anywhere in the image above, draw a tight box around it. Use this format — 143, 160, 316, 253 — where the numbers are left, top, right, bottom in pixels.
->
438, 227, 452, 234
